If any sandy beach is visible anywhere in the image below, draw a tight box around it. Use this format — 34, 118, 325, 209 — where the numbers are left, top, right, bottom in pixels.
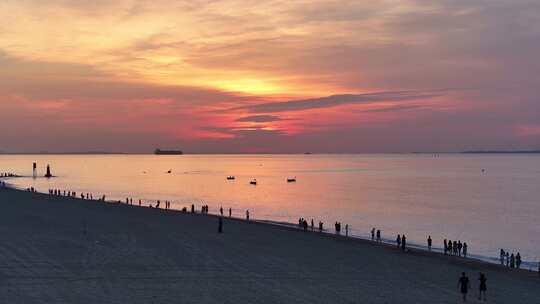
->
0, 187, 539, 303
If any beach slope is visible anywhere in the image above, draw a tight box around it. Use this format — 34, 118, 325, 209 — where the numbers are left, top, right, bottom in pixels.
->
0, 188, 538, 303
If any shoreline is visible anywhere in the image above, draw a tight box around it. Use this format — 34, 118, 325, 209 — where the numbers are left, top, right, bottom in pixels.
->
1, 183, 538, 275
1, 185, 540, 303
2, 177, 536, 271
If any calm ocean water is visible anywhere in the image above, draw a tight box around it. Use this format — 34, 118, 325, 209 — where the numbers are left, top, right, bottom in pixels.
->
1, 154, 539, 267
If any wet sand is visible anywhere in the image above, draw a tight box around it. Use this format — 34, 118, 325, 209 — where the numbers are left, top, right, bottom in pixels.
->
0, 187, 539, 303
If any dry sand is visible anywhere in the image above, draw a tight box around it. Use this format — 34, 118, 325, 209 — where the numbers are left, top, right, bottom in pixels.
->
0, 187, 539, 303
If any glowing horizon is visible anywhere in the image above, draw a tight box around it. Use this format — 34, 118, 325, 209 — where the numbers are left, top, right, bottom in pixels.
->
0, 0, 539, 153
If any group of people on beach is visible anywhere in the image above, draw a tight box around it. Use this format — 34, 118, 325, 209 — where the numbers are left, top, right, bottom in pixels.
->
298, 218, 326, 232
444, 239, 468, 257
458, 272, 488, 302
371, 228, 382, 242
396, 234, 407, 251
499, 249, 522, 269
0, 172, 18, 177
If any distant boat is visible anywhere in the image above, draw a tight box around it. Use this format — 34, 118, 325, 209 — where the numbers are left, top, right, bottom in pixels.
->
287, 177, 296, 183
155, 149, 183, 155
227, 176, 235, 180
250, 179, 257, 185
167, 170, 172, 174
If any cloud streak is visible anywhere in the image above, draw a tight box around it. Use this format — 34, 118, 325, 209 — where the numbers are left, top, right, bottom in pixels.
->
232, 91, 442, 113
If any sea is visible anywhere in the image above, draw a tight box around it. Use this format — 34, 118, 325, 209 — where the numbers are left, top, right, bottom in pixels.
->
1, 154, 539, 269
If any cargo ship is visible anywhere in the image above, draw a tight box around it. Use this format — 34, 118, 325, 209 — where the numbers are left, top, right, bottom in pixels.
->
154, 149, 183, 155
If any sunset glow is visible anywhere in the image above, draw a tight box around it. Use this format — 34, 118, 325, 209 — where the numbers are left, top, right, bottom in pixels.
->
1, 0, 539, 153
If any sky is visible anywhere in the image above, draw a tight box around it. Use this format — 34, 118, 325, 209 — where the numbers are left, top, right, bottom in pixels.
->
0, 0, 539, 153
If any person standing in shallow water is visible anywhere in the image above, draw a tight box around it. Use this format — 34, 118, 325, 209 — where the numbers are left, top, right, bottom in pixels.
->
516, 252, 522, 269
478, 273, 487, 302
510, 253, 515, 268
376, 230, 381, 242
458, 272, 470, 302
401, 234, 406, 252
427, 236, 432, 251
444, 239, 448, 255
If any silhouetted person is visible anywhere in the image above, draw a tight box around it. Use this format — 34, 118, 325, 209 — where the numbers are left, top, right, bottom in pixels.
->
218, 216, 223, 233
311, 219, 314, 230
191, 204, 195, 213
246, 210, 250, 221
453, 241, 458, 255
396, 234, 401, 248
371, 228, 375, 241
478, 273, 487, 302
428, 236, 432, 251
220, 207, 223, 216
401, 234, 406, 252
319, 221, 323, 232
376, 230, 381, 242
303, 220, 308, 231
516, 252, 521, 269
229, 208, 232, 217
510, 253, 515, 268
500, 249, 505, 265
444, 239, 448, 254
505, 252, 510, 267
458, 272, 470, 302
463, 242, 468, 258
345, 224, 348, 236
458, 241, 463, 257
448, 239, 453, 255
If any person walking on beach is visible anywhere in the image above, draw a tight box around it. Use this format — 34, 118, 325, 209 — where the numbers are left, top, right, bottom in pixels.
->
428, 236, 432, 251
311, 219, 314, 231
448, 240, 453, 255
371, 228, 375, 241
458, 241, 463, 257
319, 221, 323, 232
463, 242, 468, 258
229, 208, 232, 217
345, 224, 348, 237
505, 252, 510, 267
510, 253, 515, 268
401, 234, 406, 252
478, 273, 487, 302
246, 210, 250, 221
376, 230, 381, 242
396, 234, 401, 248
220, 206, 223, 216
500, 249, 505, 265
516, 252, 522, 269
444, 239, 448, 255
453, 241, 458, 255
458, 272, 470, 302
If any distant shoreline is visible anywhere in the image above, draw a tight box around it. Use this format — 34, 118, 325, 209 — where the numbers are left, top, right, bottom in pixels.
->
1, 151, 539, 155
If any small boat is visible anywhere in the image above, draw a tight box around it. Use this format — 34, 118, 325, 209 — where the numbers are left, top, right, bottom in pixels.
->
250, 179, 257, 185
227, 176, 235, 180
287, 177, 296, 183
166, 170, 172, 174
